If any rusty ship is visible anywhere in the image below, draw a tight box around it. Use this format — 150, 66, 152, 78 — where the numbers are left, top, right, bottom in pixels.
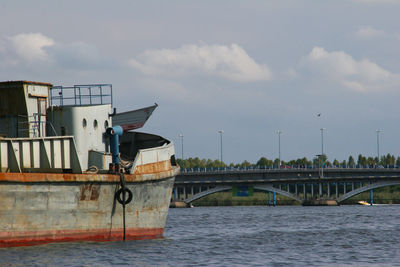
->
0, 81, 179, 247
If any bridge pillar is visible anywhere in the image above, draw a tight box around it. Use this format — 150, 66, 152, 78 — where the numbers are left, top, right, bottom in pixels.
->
183, 187, 187, 199
370, 189, 373, 205
327, 183, 330, 198
352, 182, 355, 191
268, 191, 271, 206
319, 183, 322, 197
311, 184, 314, 198
303, 184, 306, 199
273, 192, 276, 206
344, 182, 347, 194
336, 182, 338, 198
295, 184, 298, 195
191, 186, 194, 197
173, 188, 178, 200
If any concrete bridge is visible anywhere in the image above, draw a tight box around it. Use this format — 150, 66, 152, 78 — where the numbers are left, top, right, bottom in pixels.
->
172, 167, 400, 205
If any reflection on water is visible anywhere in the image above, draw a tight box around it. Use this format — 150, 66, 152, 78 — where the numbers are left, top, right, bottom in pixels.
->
1, 205, 400, 266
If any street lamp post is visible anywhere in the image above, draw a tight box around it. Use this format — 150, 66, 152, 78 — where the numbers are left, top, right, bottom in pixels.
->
320, 128, 325, 157
320, 128, 326, 178
218, 130, 224, 164
179, 134, 184, 160
277, 130, 282, 168
376, 129, 383, 164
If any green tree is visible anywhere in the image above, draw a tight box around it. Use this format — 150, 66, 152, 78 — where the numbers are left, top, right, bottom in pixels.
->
332, 159, 339, 166
273, 158, 280, 168
348, 156, 355, 167
239, 160, 252, 168
256, 157, 273, 167
357, 154, 367, 166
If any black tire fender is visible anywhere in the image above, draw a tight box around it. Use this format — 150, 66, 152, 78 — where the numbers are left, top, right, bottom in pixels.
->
116, 187, 133, 205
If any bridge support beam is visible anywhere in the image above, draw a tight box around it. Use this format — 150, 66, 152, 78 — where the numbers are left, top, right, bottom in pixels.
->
268, 192, 271, 206
370, 189, 373, 205
311, 184, 314, 198
327, 183, 330, 198
336, 182, 338, 198
319, 183, 322, 197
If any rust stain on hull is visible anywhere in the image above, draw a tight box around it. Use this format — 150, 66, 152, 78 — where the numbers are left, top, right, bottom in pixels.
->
0, 162, 179, 183
0, 227, 164, 247
0, 170, 177, 247
80, 184, 101, 201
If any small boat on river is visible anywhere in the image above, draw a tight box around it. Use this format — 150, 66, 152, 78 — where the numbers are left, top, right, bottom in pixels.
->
0, 81, 179, 247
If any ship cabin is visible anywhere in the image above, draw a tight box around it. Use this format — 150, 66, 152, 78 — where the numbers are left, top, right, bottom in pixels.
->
0, 81, 175, 174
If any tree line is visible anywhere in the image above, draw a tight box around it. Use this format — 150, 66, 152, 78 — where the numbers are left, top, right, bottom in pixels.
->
176, 153, 400, 169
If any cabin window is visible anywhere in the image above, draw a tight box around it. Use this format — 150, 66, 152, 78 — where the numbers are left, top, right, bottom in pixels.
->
93, 119, 98, 129
82, 118, 87, 128
104, 120, 109, 129
170, 155, 177, 166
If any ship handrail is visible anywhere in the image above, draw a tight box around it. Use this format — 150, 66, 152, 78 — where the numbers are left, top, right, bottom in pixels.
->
16, 114, 58, 137
50, 84, 113, 107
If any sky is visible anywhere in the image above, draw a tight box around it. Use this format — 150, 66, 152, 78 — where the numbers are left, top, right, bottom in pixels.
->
1, 0, 400, 164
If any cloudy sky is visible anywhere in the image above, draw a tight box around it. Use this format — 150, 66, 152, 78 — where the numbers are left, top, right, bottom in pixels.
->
1, 1, 400, 164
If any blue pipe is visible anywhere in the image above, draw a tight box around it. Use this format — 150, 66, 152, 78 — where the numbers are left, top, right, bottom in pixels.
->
106, 126, 123, 164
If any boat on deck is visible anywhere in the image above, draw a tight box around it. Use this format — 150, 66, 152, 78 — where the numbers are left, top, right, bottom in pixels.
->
0, 81, 179, 247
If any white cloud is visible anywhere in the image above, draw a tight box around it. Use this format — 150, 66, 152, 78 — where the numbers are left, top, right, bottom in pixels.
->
303, 47, 394, 92
0, 33, 108, 70
7, 33, 54, 62
356, 26, 385, 39
128, 44, 272, 82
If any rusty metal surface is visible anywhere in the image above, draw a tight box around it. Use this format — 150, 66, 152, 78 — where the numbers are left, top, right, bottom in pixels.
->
0, 162, 179, 183
0, 175, 175, 247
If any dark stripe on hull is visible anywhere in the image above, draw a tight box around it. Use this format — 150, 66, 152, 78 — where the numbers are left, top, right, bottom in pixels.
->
0, 228, 164, 247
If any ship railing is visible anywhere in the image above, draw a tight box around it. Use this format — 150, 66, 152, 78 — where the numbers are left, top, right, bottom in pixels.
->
17, 114, 58, 137
180, 165, 400, 173
50, 84, 113, 107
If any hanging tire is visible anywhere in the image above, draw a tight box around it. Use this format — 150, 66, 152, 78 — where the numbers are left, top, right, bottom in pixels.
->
116, 187, 133, 205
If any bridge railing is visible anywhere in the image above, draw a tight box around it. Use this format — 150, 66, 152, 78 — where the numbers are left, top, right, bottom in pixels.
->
180, 164, 400, 173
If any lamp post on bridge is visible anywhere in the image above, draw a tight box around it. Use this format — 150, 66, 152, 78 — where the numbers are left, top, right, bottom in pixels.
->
179, 133, 184, 160
218, 130, 224, 165
276, 130, 282, 168
376, 129, 383, 165
320, 128, 326, 172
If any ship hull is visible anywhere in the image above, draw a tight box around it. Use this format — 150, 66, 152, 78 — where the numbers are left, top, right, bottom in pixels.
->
0, 175, 175, 247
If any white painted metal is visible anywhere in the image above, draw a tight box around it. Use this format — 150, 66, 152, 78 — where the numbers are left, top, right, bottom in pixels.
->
47, 104, 112, 170
0, 137, 82, 173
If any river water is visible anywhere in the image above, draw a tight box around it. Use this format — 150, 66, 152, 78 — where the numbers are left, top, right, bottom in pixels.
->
1, 205, 400, 266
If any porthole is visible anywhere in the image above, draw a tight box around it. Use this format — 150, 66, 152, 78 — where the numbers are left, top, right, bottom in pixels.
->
93, 119, 98, 129
82, 118, 87, 128
104, 120, 109, 129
